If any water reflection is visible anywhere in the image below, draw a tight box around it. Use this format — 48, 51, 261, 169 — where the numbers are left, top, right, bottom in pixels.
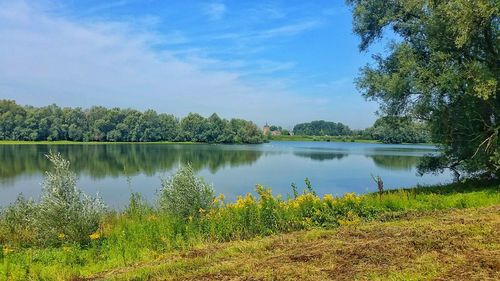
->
367, 155, 422, 171
293, 151, 348, 161
0, 144, 263, 182
0, 142, 452, 208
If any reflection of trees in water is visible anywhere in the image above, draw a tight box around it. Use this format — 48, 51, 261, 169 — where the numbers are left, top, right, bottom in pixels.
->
368, 155, 422, 171
0, 144, 263, 181
293, 151, 347, 161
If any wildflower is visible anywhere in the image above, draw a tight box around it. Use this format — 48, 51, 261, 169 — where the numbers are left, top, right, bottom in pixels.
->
147, 214, 158, 221
199, 208, 206, 214
244, 194, 254, 204
344, 192, 361, 203
63, 246, 72, 252
89, 232, 101, 240
188, 215, 193, 222
323, 194, 336, 203
58, 233, 66, 240
2, 246, 14, 255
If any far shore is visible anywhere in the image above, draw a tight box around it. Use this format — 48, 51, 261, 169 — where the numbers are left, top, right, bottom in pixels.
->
0, 139, 437, 146
0, 140, 197, 145
267, 135, 437, 145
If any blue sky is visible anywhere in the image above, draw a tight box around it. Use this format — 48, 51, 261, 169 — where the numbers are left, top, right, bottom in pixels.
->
0, 0, 389, 128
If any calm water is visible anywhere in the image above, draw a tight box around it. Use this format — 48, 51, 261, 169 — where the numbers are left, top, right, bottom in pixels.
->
0, 142, 452, 208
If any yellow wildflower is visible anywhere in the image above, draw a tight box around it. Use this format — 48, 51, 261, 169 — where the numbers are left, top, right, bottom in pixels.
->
2, 246, 14, 255
63, 246, 72, 253
188, 216, 193, 222
89, 232, 101, 240
147, 214, 158, 221
199, 208, 206, 214
323, 194, 337, 206
344, 192, 361, 203
58, 233, 66, 240
244, 194, 254, 203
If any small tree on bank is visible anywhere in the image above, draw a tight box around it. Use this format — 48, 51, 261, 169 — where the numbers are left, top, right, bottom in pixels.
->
37, 152, 105, 245
158, 164, 214, 219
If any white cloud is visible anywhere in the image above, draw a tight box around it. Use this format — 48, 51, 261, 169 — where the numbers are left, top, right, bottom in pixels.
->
258, 20, 322, 38
203, 2, 226, 20
0, 1, 341, 127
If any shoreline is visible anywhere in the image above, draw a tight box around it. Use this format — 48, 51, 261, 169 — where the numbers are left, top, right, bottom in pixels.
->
0, 139, 437, 146
0, 140, 197, 145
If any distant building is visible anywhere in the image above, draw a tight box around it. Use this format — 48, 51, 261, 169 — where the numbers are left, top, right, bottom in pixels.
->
271, 130, 281, 136
263, 123, 270, 135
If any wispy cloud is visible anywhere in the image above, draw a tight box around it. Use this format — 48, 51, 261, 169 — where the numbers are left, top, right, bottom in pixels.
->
203, 2, 227, 20
0, 1, 378, 128
207, 20, 322, 42
77, 0, 131, 16
0, 1, 333, 126
258, 20, 322, 38
247, 4, 287, 20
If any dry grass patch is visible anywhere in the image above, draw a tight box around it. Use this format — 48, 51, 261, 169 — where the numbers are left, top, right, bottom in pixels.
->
88, 206, 499, 280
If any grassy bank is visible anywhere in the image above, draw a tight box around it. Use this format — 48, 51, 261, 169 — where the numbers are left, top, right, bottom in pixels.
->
1, 175, 498, 280
88, 206, 500, 280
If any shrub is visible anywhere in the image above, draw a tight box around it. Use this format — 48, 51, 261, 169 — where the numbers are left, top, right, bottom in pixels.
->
158, 164, 214, 219
36, 151, 105, 246
0, 195, 37, 246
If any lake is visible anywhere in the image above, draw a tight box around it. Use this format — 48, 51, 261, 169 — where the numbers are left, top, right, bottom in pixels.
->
0, 141, 452, 209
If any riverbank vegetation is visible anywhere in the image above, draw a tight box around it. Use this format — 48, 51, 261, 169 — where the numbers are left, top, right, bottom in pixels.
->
359, 116, 431, 144
270, 117, 431, 144
0, 153, 498, 280
80, 206, 500, 280
0, 100, 263, 144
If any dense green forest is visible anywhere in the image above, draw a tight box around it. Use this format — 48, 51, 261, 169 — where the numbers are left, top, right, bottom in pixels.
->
292, 120, 352, 136
0, 100, 263, 144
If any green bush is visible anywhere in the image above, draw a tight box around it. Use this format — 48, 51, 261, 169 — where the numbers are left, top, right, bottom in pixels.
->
0, 152, 105, 247
36, 152, 105, 246
158, 164, 214, 219
0, 195, 37, 246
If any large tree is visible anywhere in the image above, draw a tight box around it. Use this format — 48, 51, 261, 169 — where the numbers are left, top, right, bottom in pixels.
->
347, 0, 499, 178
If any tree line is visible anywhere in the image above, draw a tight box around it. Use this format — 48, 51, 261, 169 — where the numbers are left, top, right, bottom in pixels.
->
290, 118, 430, 144
0, 100, 263, 144
292, 120, 352, 136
